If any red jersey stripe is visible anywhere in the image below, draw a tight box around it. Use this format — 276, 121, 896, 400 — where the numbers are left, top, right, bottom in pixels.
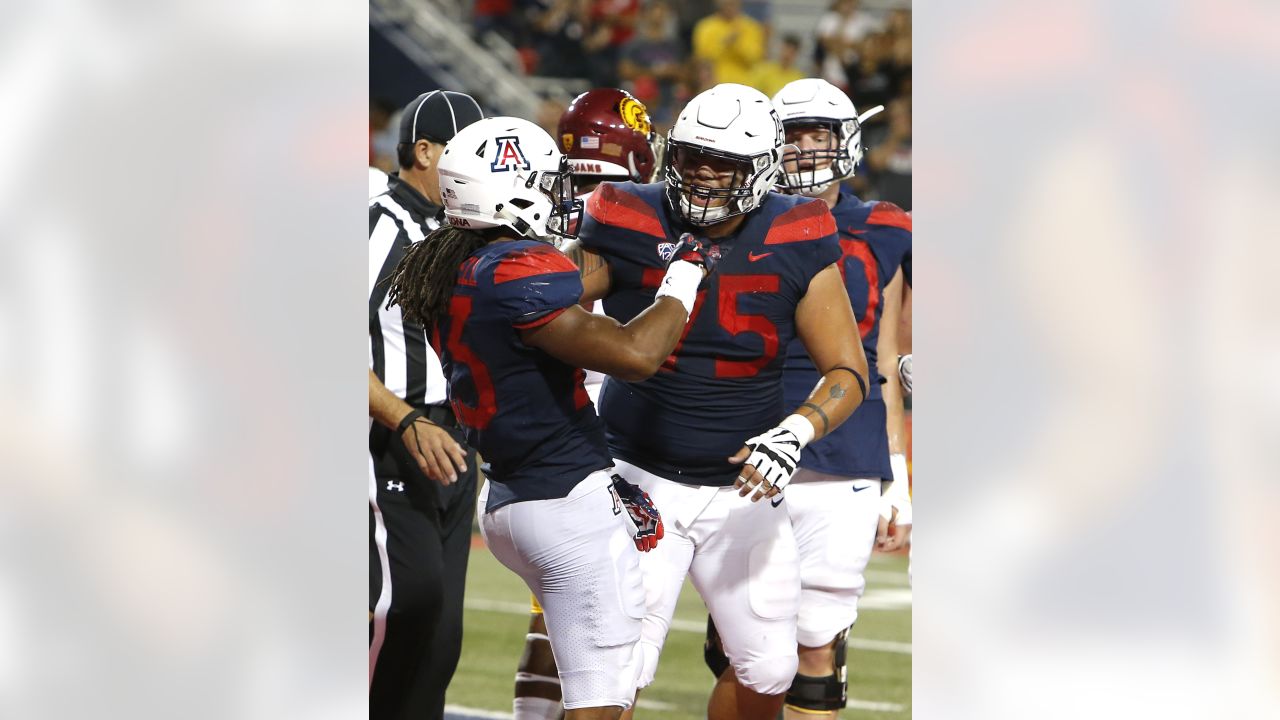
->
763, 199, 837, 245
586, 184, 667, 239
493, 247, 578, 284
866, 202, 912, 232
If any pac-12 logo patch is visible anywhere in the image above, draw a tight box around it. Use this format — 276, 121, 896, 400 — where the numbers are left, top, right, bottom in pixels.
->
656, 242, 677, 262
491, 136, 530, 172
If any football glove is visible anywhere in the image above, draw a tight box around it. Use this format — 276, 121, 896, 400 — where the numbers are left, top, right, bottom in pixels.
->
669, 233, 721, 273
735, 415, 814, 500
610, 475, 664, 551
898, 354, 912, 396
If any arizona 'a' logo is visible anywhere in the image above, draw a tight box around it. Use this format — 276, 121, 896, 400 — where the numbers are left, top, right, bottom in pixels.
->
491, 136, 530, 172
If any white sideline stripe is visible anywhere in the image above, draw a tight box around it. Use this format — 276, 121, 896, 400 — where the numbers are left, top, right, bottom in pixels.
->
463, 598, 912, 654
443, 705, 513, 719
846, 698, 906, 712
864, 569, 911, 585
637, 698, 677, 711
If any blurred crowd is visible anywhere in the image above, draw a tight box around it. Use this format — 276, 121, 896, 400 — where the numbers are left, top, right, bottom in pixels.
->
372, 0, 911, 207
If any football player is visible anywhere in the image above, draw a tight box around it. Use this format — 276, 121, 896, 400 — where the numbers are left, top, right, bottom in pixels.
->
512, 88, 663, 720
386, 116, 719, 720
563, 83, 870, 720
704, 78, 914, 719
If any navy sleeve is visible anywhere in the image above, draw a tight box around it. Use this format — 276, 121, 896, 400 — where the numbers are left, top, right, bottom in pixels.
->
867, 202, 912, 287
763, 197, 842, 296
489, 245, 584, 329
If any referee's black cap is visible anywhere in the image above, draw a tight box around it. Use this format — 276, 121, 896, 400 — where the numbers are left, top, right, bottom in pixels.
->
398, 90, 485, 146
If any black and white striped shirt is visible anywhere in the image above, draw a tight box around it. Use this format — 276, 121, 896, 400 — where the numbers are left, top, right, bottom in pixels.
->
368, 174, 447, 407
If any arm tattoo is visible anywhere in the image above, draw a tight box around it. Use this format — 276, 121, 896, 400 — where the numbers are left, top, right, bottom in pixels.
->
830, 366, 868, 400
563, 241, 608, 281
800, 402, 830, 437
829, 384, 847, 400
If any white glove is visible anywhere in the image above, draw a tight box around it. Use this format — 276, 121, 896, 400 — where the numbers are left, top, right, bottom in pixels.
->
880, 453, 912, 526
898, 354, 912, 396
733, 414, 814, 501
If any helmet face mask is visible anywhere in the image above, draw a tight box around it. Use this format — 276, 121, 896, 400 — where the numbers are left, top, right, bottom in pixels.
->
538, 155, 583, 241
664, 141, 772, 226
779, 117, 860, 195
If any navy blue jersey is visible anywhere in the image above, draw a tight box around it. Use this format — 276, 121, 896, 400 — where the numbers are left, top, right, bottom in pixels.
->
430, 239, 612, 511
782, 192, 912, 480
580, 182, 841, 486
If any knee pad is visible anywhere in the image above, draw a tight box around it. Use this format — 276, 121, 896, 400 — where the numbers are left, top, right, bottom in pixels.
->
735, 653, 800, 696
785, 630, 849, 711
703, 616, 730, 678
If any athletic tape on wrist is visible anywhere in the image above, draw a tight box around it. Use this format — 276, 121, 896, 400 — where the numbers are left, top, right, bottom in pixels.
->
655, 260, 704, 317
779, 413, 816, 448
882, 453, 912, 524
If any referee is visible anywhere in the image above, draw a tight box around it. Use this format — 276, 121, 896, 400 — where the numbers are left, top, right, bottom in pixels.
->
368, 90, 484, 720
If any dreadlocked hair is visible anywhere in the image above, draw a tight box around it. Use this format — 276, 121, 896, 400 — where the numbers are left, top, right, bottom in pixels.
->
384, 224, 490, 333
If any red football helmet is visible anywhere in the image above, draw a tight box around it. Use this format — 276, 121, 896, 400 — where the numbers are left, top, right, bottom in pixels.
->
557, 88, 663, 184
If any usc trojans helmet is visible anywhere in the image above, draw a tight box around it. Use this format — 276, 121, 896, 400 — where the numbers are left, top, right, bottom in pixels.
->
557, 88, 664, 185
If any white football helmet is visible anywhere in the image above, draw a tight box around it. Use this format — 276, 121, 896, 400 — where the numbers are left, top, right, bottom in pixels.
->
663, 83, 784, 226
438, 116, 581, 243
771, 78, 884, 195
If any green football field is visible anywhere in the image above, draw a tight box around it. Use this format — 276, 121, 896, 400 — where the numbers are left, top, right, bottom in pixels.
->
446, 537, 912, 719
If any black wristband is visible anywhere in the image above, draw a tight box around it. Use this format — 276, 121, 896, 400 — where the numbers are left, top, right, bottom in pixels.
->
832, 366, 868, 400
396, 408, 427, 435
799, 402, 830, 437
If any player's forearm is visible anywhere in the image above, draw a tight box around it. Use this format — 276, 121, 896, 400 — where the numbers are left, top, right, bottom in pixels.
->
877, 268, 907, 453
880, 355, 907, 454
611, 297, 689, 380
794, 361, 868, 442
369, 369, 414, 429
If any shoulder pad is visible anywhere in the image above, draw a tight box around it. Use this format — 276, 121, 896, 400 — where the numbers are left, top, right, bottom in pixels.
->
866, 202, 912, 232
493, 244, 577, 284
585, 182, 666, 239
764, 197, 837, 245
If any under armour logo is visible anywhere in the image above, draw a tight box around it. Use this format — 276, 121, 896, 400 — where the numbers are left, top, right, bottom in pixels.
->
386, 481, 405, 492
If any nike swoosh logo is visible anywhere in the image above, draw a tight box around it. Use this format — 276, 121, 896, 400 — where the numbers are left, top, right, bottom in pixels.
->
851, 485, 870, 492
770, 496, 784, 507
748, 251, 773, 262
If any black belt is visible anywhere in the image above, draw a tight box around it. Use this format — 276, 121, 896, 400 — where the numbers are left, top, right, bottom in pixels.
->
422, 403, 457, 429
